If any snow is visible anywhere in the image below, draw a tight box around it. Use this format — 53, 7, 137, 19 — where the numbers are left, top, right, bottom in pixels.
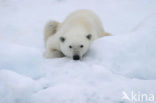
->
0, 0, 156, 103
89, 14, 156, 80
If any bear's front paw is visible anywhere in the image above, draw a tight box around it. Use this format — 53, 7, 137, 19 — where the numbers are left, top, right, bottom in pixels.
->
44, 50, 64, 58
43, 51, 55, 58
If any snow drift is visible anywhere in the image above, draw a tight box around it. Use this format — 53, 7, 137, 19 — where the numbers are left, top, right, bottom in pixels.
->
0, 0, 156, 103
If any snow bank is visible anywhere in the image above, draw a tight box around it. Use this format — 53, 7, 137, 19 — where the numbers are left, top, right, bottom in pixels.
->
0, 0, 156, 103
0, 40, 44, 78
0, 69, 35, 103
89, 14, 156, 79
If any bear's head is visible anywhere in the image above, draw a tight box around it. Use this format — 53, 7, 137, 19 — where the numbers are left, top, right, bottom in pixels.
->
59, 34, 92, 60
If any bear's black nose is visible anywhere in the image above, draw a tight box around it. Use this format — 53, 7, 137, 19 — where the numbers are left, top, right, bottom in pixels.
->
73, 55, 80, 60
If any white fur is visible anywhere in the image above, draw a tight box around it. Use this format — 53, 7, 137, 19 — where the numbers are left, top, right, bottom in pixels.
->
44, 9, 110, 59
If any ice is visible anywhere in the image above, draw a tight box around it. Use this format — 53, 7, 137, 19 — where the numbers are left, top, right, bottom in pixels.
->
0, 0, 156, 103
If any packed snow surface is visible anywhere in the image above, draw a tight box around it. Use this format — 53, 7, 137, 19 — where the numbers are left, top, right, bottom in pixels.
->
0, 0, 156, 103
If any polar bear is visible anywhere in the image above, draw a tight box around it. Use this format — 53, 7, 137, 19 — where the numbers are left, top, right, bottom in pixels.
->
44, 10, 110, 60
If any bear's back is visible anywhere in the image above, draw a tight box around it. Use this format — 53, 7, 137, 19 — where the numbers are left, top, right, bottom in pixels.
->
61, 9, 105, 39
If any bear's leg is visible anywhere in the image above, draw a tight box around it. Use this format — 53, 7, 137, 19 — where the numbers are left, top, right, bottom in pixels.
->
104, 32, 111, 36
44, 49, 64, 58
44, 21, 60, 43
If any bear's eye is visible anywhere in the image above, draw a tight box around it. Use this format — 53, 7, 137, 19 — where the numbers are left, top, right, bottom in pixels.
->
69, 45, 72, 48
80, 45, 84, 48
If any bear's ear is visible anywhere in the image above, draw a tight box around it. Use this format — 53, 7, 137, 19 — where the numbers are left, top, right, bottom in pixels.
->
60, 37, 65, 42
86, 34, 92, 40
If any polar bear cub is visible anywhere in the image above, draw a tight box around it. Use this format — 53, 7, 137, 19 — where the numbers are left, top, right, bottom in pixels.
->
44, 10, 110, 60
